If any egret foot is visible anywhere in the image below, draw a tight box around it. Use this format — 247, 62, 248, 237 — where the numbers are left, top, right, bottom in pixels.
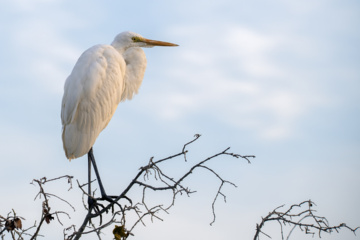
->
87, 148, 122, 211
88, 194, 122, 217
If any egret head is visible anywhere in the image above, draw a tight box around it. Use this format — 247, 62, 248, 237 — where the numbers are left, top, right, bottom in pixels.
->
111, 31, 178, 51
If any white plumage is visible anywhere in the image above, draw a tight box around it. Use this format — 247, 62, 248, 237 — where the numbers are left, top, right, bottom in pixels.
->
61, 31, 177, 160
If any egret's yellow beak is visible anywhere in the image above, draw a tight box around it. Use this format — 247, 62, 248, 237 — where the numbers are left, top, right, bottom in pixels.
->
142, 38, 178, 47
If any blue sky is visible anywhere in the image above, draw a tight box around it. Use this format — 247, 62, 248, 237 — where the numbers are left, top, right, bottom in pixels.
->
0, 0, 359, 239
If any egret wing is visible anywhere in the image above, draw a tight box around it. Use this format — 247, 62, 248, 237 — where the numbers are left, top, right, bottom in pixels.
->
61, 44, 126, 160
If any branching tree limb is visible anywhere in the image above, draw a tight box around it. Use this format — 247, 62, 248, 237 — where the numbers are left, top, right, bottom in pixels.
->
254, 200, 359, 240
67, 134, 255, 239
0, 175, 74, 240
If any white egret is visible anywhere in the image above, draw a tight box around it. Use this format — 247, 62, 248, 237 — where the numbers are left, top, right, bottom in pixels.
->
61, 31, 178, 203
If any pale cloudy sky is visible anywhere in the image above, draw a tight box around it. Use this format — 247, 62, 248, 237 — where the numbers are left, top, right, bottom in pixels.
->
0, 0, 359, 240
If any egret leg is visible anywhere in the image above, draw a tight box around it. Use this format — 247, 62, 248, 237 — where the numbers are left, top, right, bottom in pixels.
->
88, 148, 118, 203
87, 152, 94, 206
88, 148, 107, 197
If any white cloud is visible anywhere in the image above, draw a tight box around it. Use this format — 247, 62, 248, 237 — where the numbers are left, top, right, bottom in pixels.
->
140, 24, 330, 141
225, 26, 285, 78
4, 0, 61, 12
5, 6, 83, 95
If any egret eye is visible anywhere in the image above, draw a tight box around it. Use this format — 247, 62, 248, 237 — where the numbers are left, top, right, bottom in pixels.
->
131, 37, 137, 41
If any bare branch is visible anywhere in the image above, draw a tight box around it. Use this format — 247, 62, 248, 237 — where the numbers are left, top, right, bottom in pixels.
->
254, 200, 359, 240
1, 176, 74, 240
67, 134, 253, 239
